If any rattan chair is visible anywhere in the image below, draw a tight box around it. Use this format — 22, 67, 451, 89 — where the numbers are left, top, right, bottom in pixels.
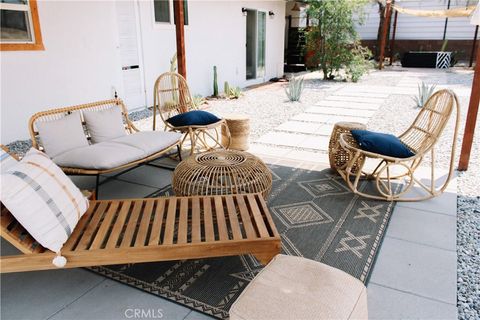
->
337, 89, 460, 202
153, 72, 230, 155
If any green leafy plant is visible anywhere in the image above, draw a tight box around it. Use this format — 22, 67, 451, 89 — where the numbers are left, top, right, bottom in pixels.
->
346, 46, 373, 82
305, 0, 370, 80
228, 87, 242, 99
413, 82, 437, 108
192, 94, 206, 108
213, 66, 218, 97
285, 76, 304, 102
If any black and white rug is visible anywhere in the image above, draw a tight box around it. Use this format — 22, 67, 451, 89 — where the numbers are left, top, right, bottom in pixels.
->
90, 163, 396, 319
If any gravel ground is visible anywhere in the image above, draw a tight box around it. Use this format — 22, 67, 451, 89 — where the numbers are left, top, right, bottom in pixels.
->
4, 69, 479, 319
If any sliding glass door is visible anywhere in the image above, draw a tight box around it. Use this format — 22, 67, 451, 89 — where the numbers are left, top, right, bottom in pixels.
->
246, 9, 266, 80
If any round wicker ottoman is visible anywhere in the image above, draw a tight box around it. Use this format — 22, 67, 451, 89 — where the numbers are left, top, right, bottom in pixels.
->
221, 115, 250, 151
172, 150, 272, 199
329, 122, 366, 172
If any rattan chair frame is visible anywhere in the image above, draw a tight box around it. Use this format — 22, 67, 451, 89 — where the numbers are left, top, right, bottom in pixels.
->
152, 72, 230, 155
28, 99, 181, 196
337, 89, 460, 202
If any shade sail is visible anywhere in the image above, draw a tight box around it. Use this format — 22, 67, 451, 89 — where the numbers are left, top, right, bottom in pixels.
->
393, 5, 476, 18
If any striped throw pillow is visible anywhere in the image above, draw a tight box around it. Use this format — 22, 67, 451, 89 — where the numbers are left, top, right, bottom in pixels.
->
0, 146, 18, 173
0, 148, 89, 253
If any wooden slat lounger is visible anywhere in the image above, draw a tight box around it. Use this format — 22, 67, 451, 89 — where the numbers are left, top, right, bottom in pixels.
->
0, 194, 281, 273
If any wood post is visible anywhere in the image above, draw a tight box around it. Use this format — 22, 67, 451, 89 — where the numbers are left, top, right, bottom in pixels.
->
378, 0, 392, 70
469, 25, 478, 68
174, 0, 186, 79
389, 10, 398, 65
459, 45, 480, 171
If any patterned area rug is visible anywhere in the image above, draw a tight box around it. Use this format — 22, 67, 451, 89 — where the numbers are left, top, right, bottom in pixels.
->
90, 163, 396, 319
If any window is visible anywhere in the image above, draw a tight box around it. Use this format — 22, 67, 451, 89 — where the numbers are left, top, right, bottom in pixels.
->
0, 0, 43, 51
153, 0, 188, 25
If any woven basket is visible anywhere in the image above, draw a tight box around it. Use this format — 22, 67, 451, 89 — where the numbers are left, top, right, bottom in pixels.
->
328, 122, 366, 172
221, 115, 250, 151
172, 150, 272, 198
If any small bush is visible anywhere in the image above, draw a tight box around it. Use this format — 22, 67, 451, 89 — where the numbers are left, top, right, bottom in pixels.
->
285, 76, 304, 102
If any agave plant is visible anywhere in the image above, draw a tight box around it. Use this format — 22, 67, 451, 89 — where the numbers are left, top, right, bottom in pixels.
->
192, 94, 206, 108
413, 82, 437, 108
285, 76, 305, 102
228, 87, 242, 99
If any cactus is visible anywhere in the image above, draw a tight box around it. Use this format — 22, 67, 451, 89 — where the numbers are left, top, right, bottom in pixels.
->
213, 66, 218, 97
224, 81, 230, 97
170, 52, 177, 72
412, 82, 436, 108
229, 87, 242, 99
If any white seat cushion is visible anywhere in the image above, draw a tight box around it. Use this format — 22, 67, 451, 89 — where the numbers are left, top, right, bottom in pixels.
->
230, 255, 368, 320
111, 131, 182, 154
0, 148, 89, 253
36, 112, 89, 158
53, 142, 145, 170
83, 107, 126, 143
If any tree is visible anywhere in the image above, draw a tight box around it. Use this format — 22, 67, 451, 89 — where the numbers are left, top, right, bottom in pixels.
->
306, 0, 372, 80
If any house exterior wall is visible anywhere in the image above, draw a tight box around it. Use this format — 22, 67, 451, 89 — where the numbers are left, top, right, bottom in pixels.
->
1, 0, 123, 144
356, 0, 477, 41
0, 0, 286, 144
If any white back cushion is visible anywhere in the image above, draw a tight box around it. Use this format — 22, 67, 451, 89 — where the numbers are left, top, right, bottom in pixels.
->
0, 148, 89, 253
83, 107, 126, 143
36, 112, 89, 158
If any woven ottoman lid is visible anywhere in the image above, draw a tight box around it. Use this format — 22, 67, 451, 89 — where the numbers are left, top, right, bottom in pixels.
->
230, 255, 368, 320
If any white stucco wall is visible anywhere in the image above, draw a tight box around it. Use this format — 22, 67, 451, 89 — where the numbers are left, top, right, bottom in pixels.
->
138, 0, 285, 106
1, 0, 123, 144
0, 0, 286, 144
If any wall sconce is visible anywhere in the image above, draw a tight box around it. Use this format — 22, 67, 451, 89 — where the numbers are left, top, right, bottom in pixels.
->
269, 11, 275, 17
242, 7, 247, 16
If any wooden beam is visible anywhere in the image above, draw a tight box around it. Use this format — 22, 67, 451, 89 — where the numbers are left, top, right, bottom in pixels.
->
469, 25, 478, 68
389, 10, 398, 65
173, 0, 186, 79
378, 0, 392, 70
459, 45, 480, 171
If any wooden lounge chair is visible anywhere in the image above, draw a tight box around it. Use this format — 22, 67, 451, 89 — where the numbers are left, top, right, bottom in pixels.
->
337, 89, 460, 201
152, 72, 231, 155
0, 193, 281, 273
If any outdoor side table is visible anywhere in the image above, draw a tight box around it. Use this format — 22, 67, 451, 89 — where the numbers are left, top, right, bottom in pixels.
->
172, 150, 272, 199
221, 114, 250, 151
328, 121, 366, 172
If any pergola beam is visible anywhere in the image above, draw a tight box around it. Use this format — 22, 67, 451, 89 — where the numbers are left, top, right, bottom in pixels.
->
458, 45, 480, 171
378, 0, 392, 69
173, 0, 186, 79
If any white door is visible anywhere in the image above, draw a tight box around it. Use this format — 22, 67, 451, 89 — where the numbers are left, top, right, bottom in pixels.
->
115, 0, 146, 109
245, 9, 266, 83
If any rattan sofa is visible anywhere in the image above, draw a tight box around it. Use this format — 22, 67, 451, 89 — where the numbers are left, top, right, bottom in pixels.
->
29, 99, 182, 196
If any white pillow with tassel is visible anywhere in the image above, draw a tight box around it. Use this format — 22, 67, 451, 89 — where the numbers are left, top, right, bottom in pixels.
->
0, 148, 89, 267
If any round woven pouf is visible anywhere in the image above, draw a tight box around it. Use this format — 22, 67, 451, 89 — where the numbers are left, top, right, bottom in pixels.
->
172, 150, 272, 199
221, 114, 250, 151
328, 122, 367, 172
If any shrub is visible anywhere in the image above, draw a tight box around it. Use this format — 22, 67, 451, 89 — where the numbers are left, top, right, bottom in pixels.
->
305, 0, 370, 81
228, 87, 242, 99
285, 76, 304, 102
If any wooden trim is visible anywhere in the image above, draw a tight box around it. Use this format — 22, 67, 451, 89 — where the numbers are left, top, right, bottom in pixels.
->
0, 0, 44, 51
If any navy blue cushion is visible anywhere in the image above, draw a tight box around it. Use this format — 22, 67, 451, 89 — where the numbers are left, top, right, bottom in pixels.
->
166, 110, 221, 127
350, 130, 415, 158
